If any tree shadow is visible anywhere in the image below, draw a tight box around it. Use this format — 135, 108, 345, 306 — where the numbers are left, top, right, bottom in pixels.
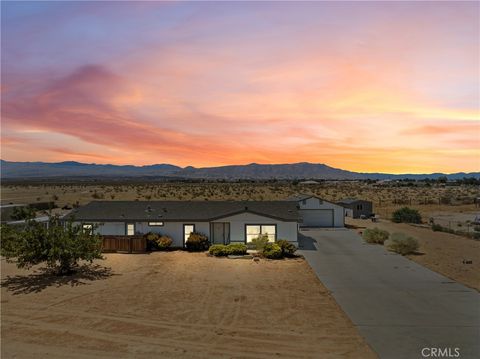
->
1, 264, 115, 295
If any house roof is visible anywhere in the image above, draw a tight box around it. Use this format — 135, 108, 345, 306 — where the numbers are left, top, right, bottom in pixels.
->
66, 201, 300, 222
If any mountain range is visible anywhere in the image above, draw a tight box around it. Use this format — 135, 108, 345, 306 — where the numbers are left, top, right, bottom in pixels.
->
1, 160, 478, 180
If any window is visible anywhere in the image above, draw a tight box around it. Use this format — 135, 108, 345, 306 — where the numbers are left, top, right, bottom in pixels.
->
301, 199, 307, 205
357, 204, 363, 210
148, 222, 164, 226
126, 223, 135, 236
82, 223, 93, 234
246, 224, 276, 243
184, 224, 195, 245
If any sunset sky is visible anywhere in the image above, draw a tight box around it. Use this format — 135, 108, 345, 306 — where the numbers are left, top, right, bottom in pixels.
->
1, 1, 479, 173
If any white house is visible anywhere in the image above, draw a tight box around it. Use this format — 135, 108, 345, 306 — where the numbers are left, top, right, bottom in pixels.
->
288, 194, 344, 228
68, 201, 300, 247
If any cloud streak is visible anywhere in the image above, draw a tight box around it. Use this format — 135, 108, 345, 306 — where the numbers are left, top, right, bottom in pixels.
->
1, 1, 479, 173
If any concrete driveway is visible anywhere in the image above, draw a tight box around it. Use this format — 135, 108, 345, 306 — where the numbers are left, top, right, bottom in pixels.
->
299, 229, 480, 359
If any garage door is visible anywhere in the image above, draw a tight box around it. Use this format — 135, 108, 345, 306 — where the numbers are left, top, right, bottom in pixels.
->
300, 209, 334, 227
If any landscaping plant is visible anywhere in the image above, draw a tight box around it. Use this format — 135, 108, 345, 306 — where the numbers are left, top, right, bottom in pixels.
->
185, 232, 210, 251
276, 239, 297, 256
385, 232, 419, 255
0, 216, 103, 275
208, 243, 247, 256
250, 234, 270, 251
262, 243, 283, 259
362, 228, 389, 244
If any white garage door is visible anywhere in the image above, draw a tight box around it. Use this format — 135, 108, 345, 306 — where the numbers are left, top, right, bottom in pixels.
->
300, 209, 334, 227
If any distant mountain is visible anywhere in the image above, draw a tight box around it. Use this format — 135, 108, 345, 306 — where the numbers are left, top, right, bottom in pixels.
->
1, 160, 478, 180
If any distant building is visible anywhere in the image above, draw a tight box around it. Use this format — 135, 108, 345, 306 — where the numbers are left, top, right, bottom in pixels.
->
337, 198, 373, 218
299, 180, 319, 185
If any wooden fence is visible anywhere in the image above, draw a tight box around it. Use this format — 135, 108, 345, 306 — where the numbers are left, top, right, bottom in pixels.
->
101, 235, 147, 253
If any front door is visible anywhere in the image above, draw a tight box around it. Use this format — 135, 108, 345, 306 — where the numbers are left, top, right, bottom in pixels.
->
212, 222, 230, 244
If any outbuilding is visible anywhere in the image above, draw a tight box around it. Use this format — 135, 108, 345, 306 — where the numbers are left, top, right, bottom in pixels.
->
288, 194, 345, 228
337, 198, 373, 218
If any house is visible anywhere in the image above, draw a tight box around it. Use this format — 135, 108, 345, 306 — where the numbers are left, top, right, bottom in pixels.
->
67, 201, 300, 247
287, 194, 345, 228
337, 198, 373, 218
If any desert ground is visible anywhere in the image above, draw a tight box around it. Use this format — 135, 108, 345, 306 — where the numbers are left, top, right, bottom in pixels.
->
348, 217, 480, 291
1, 252, 376, 359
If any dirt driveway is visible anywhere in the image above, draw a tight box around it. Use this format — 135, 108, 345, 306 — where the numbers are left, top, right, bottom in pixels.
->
1, 252, 375, 359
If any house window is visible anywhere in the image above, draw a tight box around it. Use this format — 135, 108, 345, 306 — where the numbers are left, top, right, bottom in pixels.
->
301, 199, 307, 205
246, 224, 276, 243
148, 222, 164, 226
126, 223, 135, 236
82, 223, 93, 234
357, 204, 363, 210
184, 224, 195, 245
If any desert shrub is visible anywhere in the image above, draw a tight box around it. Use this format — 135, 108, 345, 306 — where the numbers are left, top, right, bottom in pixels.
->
209, 244, 227, 256
145, 232, 159, 250
250, 234, 270, 251
185, 232, 210, 252
157, 235, 173, 250
362, 228, 389, 244
474, 225, 480, 232
276, 239, 297, 256
262, 243, 283, 259
385, 233, 419, 255
225, 243, 247, 255
431, 223, 443, 232
391, 207, 422, 224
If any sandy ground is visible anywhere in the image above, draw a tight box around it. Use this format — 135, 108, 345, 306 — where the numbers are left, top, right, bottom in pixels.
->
1, 252, 376, 359
348, 218, 480, 291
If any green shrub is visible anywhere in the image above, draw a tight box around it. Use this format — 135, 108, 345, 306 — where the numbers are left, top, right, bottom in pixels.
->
225, 243, 247, 255
157, 235, 173, 250
431, 223, 443, 232
209, 244, 227, 256
262, 243, 283, 259
363, 228, 389, 244
250, 234, 269, 251
185, 232, 210, 252
385, 233, 419, 255
145, 232, 159, 250
276, 239, 297, 256
392, 207, 422, 224
209, 243, 248, 256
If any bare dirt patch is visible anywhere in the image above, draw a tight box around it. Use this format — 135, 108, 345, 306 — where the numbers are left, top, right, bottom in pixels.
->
348, 218, 480, 291
1, 252, 376, 358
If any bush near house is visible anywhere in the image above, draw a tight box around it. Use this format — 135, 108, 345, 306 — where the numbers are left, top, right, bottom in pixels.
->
226, 243, 247, 255
157, 235, 173, 250
391, 207, 422, 224
209, 244, 227, 256
362, 228, 390, 244
185, 232, 210, 252
276, 239, 297, 257
249, 234, 269, 251
262, 243, 283, 259
208, 243, 248, 256
385, 232, 419, 255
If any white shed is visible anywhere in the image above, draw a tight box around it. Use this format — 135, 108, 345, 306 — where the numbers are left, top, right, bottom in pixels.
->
289, 194, 344, 228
